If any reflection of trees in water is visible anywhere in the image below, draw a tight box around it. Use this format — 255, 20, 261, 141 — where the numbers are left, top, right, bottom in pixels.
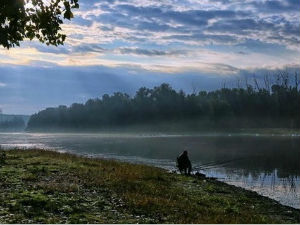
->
218, 167, 299, 209
260, 173, 267, 189
223, 167, 298, 193
77, 135, 300, 178
201, 136, 300, 178
282, 176, 297, 193
23, 133, 299, 179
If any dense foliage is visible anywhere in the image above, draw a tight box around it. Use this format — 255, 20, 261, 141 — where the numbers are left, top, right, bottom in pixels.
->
27, 74, 300, 130
0, 0, 79, 48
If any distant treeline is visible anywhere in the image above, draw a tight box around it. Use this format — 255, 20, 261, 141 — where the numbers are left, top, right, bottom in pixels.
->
0, 116, 26, 130
27, 72, 300, 130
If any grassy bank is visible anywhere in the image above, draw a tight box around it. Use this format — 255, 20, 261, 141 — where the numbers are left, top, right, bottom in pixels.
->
0, 149, 299, 223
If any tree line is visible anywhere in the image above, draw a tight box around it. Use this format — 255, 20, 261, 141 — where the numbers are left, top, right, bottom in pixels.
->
0, 116, 26, 130
27, 72, 300, 130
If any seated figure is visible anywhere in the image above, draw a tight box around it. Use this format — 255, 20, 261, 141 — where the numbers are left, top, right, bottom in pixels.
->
177, 150, 192, 175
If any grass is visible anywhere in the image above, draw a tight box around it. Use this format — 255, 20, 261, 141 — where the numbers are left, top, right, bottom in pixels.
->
0, 149, 299, 223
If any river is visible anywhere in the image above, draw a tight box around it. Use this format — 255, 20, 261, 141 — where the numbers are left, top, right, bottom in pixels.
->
0, 131, 299, 209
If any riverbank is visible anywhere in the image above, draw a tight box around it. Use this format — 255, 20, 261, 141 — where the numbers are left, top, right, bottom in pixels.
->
0, 149, 299, 223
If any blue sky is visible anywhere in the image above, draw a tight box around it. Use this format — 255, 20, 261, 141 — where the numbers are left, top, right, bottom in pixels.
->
0, 0, 300, 114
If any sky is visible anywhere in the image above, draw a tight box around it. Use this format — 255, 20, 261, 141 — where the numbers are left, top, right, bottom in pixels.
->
0, 0, 300, 114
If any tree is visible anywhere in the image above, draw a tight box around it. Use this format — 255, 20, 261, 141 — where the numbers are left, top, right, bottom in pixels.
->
0, 0, 79, 49
26, 77, 300, 130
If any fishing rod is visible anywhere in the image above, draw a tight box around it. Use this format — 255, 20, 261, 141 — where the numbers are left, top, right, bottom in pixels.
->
194, 159, 227, 168
193, 157, 246, 171
199, 158, 244, 169
194, 157, 244, 168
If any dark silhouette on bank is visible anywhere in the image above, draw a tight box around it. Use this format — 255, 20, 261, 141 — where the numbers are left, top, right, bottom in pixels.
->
177, 150, 192, 175
27, 71, 300, 130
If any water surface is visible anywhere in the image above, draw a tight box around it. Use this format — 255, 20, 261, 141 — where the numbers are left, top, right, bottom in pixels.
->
0, 131, 299, 209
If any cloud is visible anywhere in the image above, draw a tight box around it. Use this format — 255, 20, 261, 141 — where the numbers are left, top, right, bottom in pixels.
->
237, 51, 247, 55
250, 0, 300, 13
67, 0, 299, 50
115, 4, 244, 27
1, 0, 300, 115
0, 82, 6, 87
117, 47, 186, 56
72, 44, 106, 54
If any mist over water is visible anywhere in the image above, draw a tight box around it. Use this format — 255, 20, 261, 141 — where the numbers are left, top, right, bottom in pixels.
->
1, 131, 299, 209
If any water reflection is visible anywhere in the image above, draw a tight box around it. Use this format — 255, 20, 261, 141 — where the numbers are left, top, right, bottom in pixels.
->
202, 167, 300, 209
0, 132, 299, 208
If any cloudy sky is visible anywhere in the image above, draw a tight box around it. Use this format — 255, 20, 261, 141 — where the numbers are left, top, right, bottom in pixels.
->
0, 0, 300, 114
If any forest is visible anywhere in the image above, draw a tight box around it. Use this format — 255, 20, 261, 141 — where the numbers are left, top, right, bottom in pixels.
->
27, 72, 300, 130
0, 116, 26, 130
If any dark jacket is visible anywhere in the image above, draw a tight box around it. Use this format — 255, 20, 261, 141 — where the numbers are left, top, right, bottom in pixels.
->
177, 152, 192, 171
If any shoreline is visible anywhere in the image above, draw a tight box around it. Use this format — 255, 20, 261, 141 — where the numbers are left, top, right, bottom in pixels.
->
1, 143, 299, 210
2, 128, 300, 137
0, 149, 299, 223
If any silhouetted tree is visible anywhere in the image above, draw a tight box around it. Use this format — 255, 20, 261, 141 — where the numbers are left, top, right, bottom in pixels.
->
0, 0, 79, 48
26, 72, 300, 130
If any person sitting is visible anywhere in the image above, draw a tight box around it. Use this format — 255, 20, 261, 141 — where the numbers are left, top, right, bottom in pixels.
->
176, 150, 192, 175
